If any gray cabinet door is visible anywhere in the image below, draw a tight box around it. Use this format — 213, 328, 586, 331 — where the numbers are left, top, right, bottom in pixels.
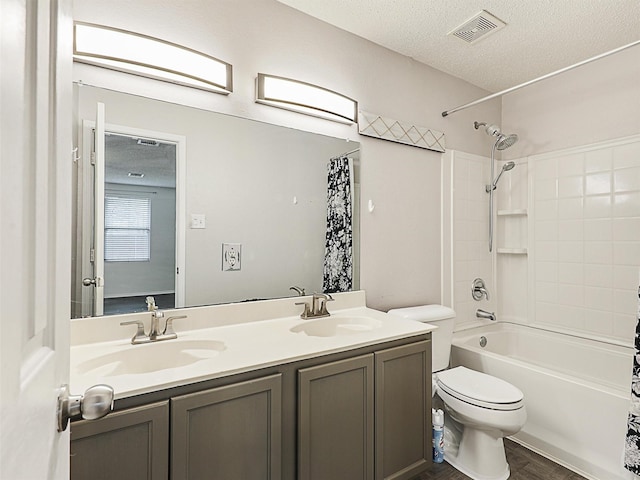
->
298, 354, 375, 480
70, 400, 169, 480
375, 340, 431, 480
171, 374, 282, 480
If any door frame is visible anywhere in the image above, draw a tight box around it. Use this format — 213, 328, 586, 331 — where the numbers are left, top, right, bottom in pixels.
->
79, 120, 186, 315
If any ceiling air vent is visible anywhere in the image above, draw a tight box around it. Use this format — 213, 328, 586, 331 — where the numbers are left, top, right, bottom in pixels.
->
137, 138, 160, 147
448, 10, 506, 44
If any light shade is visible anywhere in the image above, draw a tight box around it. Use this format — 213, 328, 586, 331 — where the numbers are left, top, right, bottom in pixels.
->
73, 22, 232, 94
256, 74, 357, 124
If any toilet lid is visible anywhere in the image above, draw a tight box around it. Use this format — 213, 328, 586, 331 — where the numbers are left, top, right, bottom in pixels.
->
436, 366, 524, 410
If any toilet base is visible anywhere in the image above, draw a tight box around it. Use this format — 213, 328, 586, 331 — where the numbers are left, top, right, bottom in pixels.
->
444, 426, 511, 480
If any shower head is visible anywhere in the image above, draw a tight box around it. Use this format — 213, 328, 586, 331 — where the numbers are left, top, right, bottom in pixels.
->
490, 161, 516, 190
495, 133, 518, 150
474, 121, 518, 150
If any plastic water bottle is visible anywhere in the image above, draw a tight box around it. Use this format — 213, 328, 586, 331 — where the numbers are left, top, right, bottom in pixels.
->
432, 408, 444, 463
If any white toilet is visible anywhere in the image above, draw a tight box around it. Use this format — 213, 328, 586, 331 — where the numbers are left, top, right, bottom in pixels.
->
388, 305, 526, 480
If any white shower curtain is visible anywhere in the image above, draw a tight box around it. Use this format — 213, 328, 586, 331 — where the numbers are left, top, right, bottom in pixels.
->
322, 155, 353, 293
624, 273, 640, 474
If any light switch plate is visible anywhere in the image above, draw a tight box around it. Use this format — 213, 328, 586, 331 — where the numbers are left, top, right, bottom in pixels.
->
222, 243, 241, 271
191, 213, 206, 229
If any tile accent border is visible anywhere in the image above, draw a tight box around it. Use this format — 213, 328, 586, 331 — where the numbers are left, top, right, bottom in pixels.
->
358, 111, 445, 153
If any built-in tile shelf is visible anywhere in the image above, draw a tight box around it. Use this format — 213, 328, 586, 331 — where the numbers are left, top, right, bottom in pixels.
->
496, 247, 528, 255
496, 209, 528, 254
497, 209, 528, 216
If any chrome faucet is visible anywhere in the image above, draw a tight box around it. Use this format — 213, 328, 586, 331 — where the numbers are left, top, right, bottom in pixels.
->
120, 296, 187, 344
296, 292, 334, 319
476, 309, 496, 321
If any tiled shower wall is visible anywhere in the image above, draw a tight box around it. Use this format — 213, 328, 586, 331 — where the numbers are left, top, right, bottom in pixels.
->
443, 150, 496, 329
447, 135, 639, 342
524, 135, 640, 344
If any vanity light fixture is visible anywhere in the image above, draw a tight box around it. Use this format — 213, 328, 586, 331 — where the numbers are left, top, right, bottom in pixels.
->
256, 73, 357, 124
73, 22, 233, 94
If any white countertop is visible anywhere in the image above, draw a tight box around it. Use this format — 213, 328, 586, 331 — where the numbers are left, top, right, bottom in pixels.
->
70, 292, 435, 399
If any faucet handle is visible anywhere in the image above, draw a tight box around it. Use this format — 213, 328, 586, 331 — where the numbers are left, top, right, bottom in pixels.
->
471, 278, 490, 301
163, 315, 187, 336
318, 293, 334, 315
120, 319, 147, 343
295, 301, 312, 319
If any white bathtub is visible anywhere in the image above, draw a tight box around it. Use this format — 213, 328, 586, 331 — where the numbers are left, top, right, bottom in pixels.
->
450, 322, 636, 480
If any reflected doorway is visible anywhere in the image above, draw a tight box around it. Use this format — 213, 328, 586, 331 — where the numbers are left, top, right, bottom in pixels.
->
102, 133, 177, 315
76, 118, 186, 318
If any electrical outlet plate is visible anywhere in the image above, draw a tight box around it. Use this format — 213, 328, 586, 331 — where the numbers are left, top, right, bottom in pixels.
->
191, 213, 206, 229
222, 243, 241, 271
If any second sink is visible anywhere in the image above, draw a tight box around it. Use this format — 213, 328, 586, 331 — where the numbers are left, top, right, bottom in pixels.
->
290, 316, 382, 337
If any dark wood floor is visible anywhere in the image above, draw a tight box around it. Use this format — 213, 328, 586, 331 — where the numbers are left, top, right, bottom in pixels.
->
103, 293, 175, 315
416, 439, 586, 480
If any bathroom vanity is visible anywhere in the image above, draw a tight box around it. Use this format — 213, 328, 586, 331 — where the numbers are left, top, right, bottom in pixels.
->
69, 292, 434, 480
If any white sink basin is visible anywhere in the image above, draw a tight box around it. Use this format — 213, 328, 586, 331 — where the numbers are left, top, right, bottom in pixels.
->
76, 339, 226, 376
290, 316, 382, 337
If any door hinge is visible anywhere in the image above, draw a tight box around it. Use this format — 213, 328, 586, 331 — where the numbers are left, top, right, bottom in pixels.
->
90, 151, 96, 165
90, 248, 95, 262
176, 267, 180, 275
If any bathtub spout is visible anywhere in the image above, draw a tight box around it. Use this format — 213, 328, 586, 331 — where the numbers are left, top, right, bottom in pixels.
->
476, 309, 496, 321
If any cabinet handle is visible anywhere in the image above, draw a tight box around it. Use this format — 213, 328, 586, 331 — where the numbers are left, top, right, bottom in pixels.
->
57, 384, 114, 432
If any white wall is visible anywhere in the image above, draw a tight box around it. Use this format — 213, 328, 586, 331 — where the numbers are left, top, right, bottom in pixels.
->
500, 45, 640, 344
72, 0, 501, 311
502, 45, 640, 159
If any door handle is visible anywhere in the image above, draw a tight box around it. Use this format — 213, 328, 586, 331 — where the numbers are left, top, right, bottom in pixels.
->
82, 276, 103, 287
57, 384, 114, 432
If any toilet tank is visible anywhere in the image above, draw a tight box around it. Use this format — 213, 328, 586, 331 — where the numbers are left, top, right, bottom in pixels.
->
387, 305, 456, 372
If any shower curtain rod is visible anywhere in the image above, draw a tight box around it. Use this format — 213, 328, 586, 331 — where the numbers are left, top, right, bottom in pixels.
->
341, 148, 360, 156
441, 39, 640, 117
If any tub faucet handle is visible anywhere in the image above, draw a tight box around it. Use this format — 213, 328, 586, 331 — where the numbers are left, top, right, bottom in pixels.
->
472, 278, 490, 301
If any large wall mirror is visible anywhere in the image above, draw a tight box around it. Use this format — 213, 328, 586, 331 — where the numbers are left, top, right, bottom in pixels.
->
72, 84, 360, 318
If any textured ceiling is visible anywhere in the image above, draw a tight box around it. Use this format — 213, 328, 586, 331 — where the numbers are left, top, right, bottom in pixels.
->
276, 0, 640, 92
105, 134, 176, 189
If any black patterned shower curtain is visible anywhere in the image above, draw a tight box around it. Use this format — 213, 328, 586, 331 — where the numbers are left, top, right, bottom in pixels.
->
322, 155, 353, 293
624, 276, 640, 474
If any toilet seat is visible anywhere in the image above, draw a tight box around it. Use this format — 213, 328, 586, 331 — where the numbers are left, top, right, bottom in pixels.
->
437, 366, 524, 411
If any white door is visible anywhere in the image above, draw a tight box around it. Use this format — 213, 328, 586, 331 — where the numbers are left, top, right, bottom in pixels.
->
0, 0, 73, 478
